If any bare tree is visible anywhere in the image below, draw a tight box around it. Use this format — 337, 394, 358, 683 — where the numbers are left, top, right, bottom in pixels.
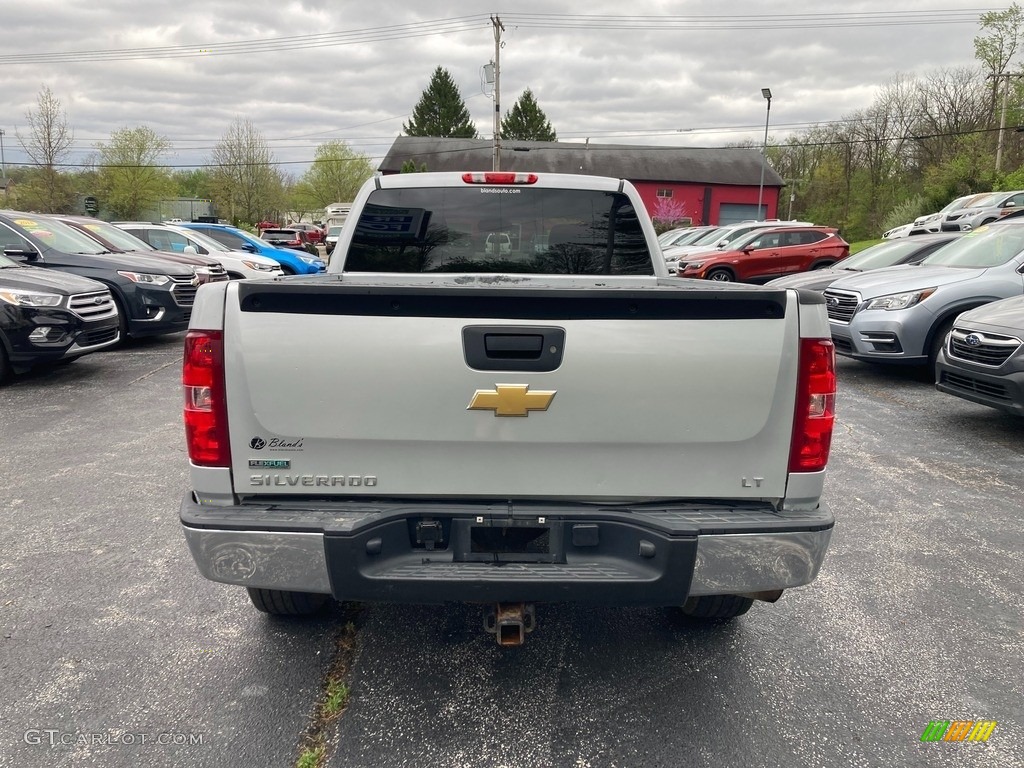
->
16, 85, 75, 211
209, 118, 284, 225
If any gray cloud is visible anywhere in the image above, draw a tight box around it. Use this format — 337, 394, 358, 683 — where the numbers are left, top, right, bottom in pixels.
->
0, 1, 989, 174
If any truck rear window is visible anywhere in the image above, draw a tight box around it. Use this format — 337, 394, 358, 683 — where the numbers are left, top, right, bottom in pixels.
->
344, 187, 654, 275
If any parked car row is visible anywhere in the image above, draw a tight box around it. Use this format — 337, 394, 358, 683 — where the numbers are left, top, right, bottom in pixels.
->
0, 211, 326, 383
674, 225, 849, 282
662, 219, 817, 272
765, 221, 1024, 417
884, 189, 1024, 239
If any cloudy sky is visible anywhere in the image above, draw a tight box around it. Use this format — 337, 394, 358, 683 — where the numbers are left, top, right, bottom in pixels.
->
0, 2, 1003, 176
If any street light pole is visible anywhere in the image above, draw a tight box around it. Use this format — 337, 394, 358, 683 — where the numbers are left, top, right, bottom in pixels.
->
757, 88, 772, 220
0, 128, 7, 191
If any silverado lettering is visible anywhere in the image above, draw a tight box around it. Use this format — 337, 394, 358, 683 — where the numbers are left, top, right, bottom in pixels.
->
249, 475, 377, 487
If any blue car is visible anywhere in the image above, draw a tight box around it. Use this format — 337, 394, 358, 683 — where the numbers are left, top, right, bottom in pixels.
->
177, 223, 325, 275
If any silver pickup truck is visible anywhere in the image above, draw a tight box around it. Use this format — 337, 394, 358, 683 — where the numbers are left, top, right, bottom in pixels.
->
179, 171, 837, 644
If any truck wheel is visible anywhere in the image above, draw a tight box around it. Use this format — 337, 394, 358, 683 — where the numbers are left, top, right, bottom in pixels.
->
246, 588, 330, 616
680, 594, 753, 620
705, 268, 734, 282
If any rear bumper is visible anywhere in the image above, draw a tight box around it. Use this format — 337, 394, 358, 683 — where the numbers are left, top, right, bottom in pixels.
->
181, 495, 833, 605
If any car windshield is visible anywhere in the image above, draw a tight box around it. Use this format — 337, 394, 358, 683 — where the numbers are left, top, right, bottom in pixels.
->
662, 227, 715, 247
920, 224, 1024, 268
940, 196, 974, 214
13, 216, 111, 254
345, 186, 653, 275
174, 228, 231, 252
962, 193, 1001, 209
687, 227, 731, 247
729, 228, 780, 250
78, 220, 155, 251
263, 230, 299, 238
327, 226, 342, 236
836, 240, 938, 270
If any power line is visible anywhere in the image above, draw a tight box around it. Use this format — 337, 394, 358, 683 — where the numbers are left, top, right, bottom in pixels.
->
0, 10, 997, 66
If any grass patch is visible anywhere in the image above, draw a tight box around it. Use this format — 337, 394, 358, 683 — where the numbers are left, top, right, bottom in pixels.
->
849, 239, 884, 255
324, 679, 350, 716
296, 746, 326, 768
293, 607, 363, 768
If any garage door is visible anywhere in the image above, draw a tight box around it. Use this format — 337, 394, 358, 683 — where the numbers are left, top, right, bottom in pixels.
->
719, 204, 765, 225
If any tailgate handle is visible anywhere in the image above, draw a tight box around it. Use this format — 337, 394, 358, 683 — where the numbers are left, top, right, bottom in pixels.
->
463, 326, 565, 372
485, 334, 543, 359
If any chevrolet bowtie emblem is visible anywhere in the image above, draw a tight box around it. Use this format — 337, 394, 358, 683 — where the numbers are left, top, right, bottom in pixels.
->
468, 384, 556, 417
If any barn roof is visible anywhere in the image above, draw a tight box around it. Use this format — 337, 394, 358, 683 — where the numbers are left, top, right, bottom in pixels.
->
378, 137, 784, 187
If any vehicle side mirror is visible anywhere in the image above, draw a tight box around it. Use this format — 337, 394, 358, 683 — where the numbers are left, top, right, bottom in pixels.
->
183, 245, 198, 254
1005, 201, 1016, 209
241, 243, 257, 252
742, 245, 755, 253
3, 245, 39, 261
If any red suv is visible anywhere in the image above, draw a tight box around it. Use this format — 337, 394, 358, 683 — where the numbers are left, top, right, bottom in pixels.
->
676, 226, 849, 283
288, 222, 325, 244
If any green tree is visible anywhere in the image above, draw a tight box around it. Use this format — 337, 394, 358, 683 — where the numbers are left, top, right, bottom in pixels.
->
95, 126, 175, 220
500, 89, 556, 141
209, 118, 284, 225
173, 168, 215, 200
15, 85, 75, 212
400, 160, 427, 173
292, 140, 375, 209
403, 66, 477, 138
974, 2, 1024, 150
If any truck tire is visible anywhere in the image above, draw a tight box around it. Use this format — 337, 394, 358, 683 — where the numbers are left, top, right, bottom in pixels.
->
680, 594, 754, 620
705, 268, 734, 282
246, 588, 330, 616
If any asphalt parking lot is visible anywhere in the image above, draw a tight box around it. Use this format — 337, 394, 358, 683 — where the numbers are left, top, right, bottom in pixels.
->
0, 334, 1021, 768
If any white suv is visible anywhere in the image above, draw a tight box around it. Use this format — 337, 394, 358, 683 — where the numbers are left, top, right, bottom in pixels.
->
114, 223, 284, 279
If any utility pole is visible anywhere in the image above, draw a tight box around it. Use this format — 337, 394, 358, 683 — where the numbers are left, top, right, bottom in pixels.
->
990, 72, 1023, 173
491, 15, 504, 171
0, 128, 6, 198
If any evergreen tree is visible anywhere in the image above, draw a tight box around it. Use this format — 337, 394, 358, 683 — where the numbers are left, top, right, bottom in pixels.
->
501, 89, 557, 141
403, 67, 477, 138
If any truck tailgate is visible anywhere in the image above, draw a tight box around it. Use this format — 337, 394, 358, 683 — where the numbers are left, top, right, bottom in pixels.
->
224, 281, 799, 500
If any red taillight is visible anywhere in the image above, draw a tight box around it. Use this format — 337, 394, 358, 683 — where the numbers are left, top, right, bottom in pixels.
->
789, 338, 836, 473
183, 330, 231, 467
461, 172, 538, 184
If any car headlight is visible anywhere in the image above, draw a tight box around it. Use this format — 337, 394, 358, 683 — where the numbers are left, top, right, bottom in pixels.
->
297, 255, 318, 265
864, 288, 937, 311
681, 262, 703, 270
0, 289, 63, 307
117, 271, 171, 285
241, 260, 277, 271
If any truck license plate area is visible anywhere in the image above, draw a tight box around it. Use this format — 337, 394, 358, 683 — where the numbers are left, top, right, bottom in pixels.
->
471, 525, 550, 555
454, 518, 563, 564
